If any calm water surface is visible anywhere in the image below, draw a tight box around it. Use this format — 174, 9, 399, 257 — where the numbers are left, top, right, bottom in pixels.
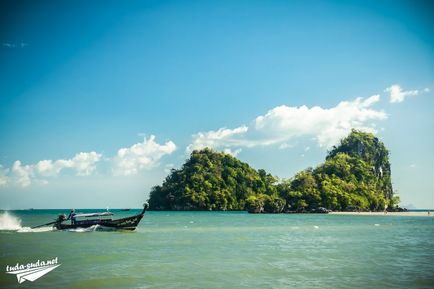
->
1, 210, 433, 288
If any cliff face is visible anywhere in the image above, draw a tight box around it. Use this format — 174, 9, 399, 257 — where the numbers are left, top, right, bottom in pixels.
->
148, 130, 396, 212
326, 130, 393, 201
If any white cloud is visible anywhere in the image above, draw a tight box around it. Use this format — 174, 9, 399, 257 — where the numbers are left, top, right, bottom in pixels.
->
0, 134, 177, 187
385, 84, 419, 103
35, 160, 56, 176
0, 165, 9, 187
223, 148, 242, 157
186, 126, 248, 153
113, 135, 176, 176
3, 43, 15, 48
188, 95, 386, 152
70, 152, 102, 176
254, 95, 385, 148
1, 151, 102, 187
278, 143, 294, 150
2, 42, 28, 48
34, 152, 102, 177
11, 161, 33, 187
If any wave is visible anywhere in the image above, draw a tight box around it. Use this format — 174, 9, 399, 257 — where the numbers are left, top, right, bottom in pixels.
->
0, 211, 23, 230
65, 224, 116, 232
66, 224, 100, 232
0, 211, 54, 233
17, 226, 55, 233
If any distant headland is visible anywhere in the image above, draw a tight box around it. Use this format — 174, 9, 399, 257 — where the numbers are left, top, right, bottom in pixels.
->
148, 130, 401, 213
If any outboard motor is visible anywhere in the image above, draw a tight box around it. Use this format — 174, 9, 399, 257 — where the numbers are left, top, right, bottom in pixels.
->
57, 214, 67, 223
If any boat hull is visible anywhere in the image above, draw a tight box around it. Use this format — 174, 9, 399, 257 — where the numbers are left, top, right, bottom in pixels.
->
55, 210, 145, 231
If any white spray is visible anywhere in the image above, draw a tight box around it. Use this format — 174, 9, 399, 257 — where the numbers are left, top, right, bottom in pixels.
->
0, 211, 53, 232
0, 211, 22, 230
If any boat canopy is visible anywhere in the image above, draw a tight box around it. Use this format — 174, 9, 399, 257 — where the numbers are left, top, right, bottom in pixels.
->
74, 212, 113, 218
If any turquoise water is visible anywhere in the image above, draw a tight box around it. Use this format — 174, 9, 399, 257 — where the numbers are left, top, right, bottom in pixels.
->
1, 210, 433, 288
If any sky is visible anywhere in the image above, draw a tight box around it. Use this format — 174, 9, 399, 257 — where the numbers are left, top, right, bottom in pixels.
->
0, 0, 433, 209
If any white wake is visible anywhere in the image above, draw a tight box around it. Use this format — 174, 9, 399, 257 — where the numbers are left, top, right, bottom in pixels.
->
66, 224, 98, 232
0, 211, 22, 230
0, 211, 54, 233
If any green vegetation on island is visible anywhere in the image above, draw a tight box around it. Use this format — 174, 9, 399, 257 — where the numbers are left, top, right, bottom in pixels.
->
148, 130, 399, 213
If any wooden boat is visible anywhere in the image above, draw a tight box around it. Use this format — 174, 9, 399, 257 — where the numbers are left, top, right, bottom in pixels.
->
53, 204, 148, 231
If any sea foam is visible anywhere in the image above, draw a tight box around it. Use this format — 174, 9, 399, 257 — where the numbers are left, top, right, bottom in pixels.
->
0, 211, 22, 230
0, 211, 53, 232
66, 224, 108, 232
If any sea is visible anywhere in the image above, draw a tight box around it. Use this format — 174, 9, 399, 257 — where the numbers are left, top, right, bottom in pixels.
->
0, 209, 433, 289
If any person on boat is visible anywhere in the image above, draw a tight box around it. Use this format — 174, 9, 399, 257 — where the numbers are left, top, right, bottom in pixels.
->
67, 209, 76, 225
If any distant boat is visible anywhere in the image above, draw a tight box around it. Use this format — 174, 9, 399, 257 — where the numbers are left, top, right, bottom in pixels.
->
42, 204, 148, 231
120, 208, 131, 211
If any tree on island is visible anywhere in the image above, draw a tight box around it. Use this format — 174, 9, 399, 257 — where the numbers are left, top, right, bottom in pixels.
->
148, 148, 278, 211
148, 130, 398, 213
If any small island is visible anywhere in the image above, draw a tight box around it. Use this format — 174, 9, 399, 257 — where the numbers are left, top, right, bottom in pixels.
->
148, 130, 401, 213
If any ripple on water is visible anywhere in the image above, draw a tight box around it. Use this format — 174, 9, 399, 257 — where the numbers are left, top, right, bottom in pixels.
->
1, 211, 433, 289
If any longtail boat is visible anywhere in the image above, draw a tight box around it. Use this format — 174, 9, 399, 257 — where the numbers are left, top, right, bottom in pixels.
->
51, 204, 148, 231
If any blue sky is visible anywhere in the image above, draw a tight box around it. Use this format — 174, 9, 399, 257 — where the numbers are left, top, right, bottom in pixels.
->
1, 0, 433, 209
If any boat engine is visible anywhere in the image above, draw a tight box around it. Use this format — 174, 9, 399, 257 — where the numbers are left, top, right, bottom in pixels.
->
57, 214, 67, 223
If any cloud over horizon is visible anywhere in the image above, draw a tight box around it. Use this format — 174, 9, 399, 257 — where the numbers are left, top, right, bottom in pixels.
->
113, 135, 176, 176
187, 95, 387, 153
186, 126, 249, 153
385, 84, 426, 103
0, 135, 177, 187
1, 89, 415, 188
1, 152, 103, 187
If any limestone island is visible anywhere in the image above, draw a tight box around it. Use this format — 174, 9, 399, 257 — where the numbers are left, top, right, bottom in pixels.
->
148, 130, 404, 213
